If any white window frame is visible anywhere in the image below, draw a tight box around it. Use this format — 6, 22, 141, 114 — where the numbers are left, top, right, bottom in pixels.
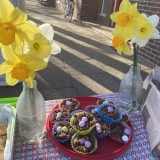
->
99, 0, 107, 17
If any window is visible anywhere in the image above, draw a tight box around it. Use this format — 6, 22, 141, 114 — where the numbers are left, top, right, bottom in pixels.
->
100, 0, 107, 17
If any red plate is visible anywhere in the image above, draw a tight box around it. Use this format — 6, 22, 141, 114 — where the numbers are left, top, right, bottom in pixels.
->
46, 96, 133, 160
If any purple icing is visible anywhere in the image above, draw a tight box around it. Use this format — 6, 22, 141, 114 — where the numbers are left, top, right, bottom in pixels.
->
79, 138, 85, 144
108, 107, 113, 113
79, 121, 85, 127
124, 128, 130, 135
85, 141, 91, 148
66, 100, 73, 106
82, 117, 88, 122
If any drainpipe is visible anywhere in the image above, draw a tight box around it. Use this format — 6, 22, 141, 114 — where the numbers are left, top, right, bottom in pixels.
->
111, 0, 118, 26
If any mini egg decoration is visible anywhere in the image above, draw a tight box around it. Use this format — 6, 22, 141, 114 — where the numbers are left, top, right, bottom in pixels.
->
91, 109, 96, 114
79, 138, 85, 144
121, 110, 126, 116
56, 126, 62, 133
57, 112, 62, 117
82, 116, 88, 122
66, 100, 73, 106
56, 115, 61, 120
79, 121, 85, 127
62, 126, 68, 132
122, 135, 129, 142
97, 128, 102, 133
107, 107, 113, 113
95, 123, 101, 128
85, 141, 91, 148
124, 128, 130, 135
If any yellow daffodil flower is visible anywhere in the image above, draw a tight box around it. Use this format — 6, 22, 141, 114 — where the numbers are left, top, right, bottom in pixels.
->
131, 14, 160, 47
0, 0, 40, 52
0, 46, 47, 88
28, 33, 52, 59
112, 35, 131, 55
25, 23, 61, 62
110, 0, 144, 39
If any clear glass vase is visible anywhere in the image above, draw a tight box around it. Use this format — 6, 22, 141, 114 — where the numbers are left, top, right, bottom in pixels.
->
16, 81, 46, 143
119, 64, 143, 115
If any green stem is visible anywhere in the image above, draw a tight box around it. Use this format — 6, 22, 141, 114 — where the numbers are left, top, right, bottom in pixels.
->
133, 43, 138, 68
128, 43, 139, 115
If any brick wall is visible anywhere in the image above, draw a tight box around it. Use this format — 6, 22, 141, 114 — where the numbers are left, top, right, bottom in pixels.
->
131, 0, 160, 66
97, 0, 115, 26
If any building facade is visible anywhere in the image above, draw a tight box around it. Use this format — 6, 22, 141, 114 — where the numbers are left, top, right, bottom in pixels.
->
61, 0, 160, 66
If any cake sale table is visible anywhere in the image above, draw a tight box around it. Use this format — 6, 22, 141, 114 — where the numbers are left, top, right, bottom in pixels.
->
13, 93, 157, 160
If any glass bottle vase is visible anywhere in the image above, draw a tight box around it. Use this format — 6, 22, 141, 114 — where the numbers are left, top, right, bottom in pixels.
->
16, 81, 46, 143
119, 64, 143, 115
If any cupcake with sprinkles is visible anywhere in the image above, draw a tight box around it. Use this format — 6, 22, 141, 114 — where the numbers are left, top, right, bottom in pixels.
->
110, 122, 132, 143
50, 109, 70, 123
70, 111, 96, 135
97, 100, 122, 123
52, 121, 75, 143
71, 133, 97, 154
60, 98, 80, 112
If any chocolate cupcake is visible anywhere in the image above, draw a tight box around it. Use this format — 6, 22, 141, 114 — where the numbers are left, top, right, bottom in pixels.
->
85, 105, 100, 118
92, 120, 110, 139
97, 101, 122, 123
110, 122, 132, 143
52, 121, 75, 143
50, 109, 70, 123
60, 98, 80, 112
70, 112, 96, 135
71, 133, 97, 154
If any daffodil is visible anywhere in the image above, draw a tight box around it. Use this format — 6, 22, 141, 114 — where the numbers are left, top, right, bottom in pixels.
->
25, 23, 61, 62
0, 0, 40, 52
110, 0, 144, 39
112, 35, 131, 55
0, 46, 47, 88
131, 14, 160, 47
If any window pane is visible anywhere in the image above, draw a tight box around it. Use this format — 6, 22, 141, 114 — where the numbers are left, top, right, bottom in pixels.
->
102, 0, 107, 14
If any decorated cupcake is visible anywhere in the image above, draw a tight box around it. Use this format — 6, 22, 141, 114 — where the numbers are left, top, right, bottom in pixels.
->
71, 133, 97, 154
60, 98, 80, 112
52, 121, 75, 143
70, 111, 96, 135
50, 109, 70, 123
92, 120, 110, 139
97, 101, 122, 123
110, 122, 132, 143
85, 105, 100, 118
